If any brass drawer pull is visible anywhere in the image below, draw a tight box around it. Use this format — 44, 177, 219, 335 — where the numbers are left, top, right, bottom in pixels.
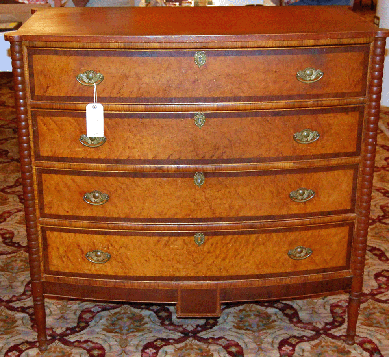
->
194, 51, 206, 68
86, 249, 111, 264
79, 134, 106, 148
289, 188, 315, 203
293, 129, 319, 144
288, 246, 313, 260
194, 112, 206, 128
194, 172, 205, 188
76, 70, 104, 86
83, 190, 109, 205
296, 67, 323, 83
194, 233, 205, 246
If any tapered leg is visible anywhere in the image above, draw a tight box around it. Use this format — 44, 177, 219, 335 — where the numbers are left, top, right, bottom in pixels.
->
346, 294, 361, 344
32, 282, 48, 351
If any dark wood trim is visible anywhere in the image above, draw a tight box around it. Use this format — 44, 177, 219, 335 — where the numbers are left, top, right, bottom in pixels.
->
41, 221, 354, 237
39, 212, 357, 232
36, 164, 359, 178
29, 97, 367, 113
43, 266, 351, 283
177, 288, 221, 317
220, 277, 353, 303
29, 45, 370, 58
42, 276, 353, 314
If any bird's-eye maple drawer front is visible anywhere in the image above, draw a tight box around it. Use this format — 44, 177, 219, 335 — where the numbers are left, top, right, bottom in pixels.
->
28, 45, 369, 104
42, 223, 352, 279
32, 106, 363, 164
37, 166, 357, 222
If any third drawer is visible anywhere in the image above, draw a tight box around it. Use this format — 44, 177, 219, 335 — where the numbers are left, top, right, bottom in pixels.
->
37, 165, 357, 222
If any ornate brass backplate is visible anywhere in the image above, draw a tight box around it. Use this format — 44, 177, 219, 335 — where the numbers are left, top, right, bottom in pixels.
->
289, 188, 315, 203
296, 67, 323, 83
293, 129, 320, 144
83, 190, 109, 205
287, 246, 313, 260
86, 250, 111, 264
76, 70, 104, 86
79, 134, 106, 148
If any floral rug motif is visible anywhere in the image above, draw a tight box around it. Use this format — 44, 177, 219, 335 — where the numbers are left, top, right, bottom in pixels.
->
0, 70, 389, 357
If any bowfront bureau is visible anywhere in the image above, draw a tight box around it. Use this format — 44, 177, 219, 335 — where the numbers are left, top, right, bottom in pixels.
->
5, 5, 389, 350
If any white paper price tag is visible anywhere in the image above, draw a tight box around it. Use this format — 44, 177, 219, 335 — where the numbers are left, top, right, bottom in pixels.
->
86, 103, 104, 137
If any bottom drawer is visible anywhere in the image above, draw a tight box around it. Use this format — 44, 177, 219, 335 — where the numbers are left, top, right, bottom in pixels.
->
42, 223, 352, 280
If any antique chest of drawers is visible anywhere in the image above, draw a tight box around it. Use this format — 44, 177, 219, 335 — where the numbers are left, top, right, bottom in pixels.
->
5, 5, 389, 350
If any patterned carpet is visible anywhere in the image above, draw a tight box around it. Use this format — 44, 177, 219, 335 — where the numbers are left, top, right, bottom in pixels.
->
0, 67, 389, 357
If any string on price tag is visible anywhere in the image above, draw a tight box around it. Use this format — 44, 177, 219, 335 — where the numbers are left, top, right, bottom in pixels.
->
86, 83, 104, 137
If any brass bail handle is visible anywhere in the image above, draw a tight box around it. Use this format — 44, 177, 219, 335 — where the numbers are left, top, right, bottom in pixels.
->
77, 70, 104, 86
86, 249, 111, 264
293, 129, 320, 144
80, 134, 106, 148
83, 190, 109, 205
296, 68, 323, 83
289, 188, 315, 203
288, 246, 313, 260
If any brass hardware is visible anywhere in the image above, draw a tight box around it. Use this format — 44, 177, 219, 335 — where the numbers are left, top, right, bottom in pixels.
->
194, 233, 205, 246
194, 172, 205, 188
293, 129, 320, 144
194, 113, 206, 128
80, 134, 106, 148
296, 68, 323, 83
194, 51, 207, 68
288, 246, 313, 260
76, 70, 104, 86
83, 190, 109, 205
289, 188, 315, 203
86, 249, 111, 264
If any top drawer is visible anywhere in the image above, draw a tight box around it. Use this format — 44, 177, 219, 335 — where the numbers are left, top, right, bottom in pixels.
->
27, 45, 369, 105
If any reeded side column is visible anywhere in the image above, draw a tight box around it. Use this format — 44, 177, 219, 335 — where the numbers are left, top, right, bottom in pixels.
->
10, 41, 48, 351
346, 35, 387, 345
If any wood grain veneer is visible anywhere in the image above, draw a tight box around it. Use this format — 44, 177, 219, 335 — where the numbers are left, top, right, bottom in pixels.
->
43, 224, 352, 278
5, 6, 389, 351
37, 166, 357, 221
28, 46, 369, 103
33, 107, 363, 164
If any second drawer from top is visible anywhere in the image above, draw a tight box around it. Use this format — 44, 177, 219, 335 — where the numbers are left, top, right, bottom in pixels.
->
32, 106, 363, 165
